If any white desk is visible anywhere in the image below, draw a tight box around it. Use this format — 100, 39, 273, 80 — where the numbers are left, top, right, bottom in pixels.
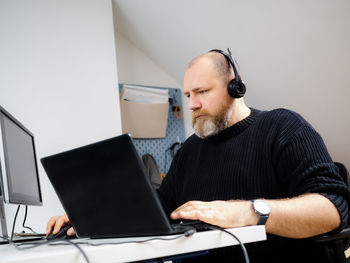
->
0, 226, 266, 263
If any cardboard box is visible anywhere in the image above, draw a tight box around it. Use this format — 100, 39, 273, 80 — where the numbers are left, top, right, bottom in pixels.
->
120, 99, 169, 138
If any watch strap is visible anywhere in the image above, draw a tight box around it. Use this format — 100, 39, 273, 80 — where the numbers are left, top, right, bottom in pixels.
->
257, 215, 269, 225
251, 199, 270, 226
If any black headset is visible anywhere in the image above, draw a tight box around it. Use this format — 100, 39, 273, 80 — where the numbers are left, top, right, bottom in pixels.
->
209, 48, 246, 98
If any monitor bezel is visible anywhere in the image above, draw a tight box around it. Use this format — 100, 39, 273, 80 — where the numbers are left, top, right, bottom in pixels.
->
0, 106, 42, 206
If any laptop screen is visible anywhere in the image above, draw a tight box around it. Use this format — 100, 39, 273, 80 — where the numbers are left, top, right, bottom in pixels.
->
41, 134, 173, 238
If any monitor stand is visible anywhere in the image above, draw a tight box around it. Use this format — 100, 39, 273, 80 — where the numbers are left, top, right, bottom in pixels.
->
0, 195, 9, 244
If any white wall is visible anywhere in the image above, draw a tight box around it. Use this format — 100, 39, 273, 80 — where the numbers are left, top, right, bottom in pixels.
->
0, 0, 121, 234
114, 31, 193, 137
114, 0, 350, 170
235, 0, 350, 170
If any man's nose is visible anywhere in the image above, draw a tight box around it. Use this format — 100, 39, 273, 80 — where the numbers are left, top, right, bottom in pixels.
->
188, 95, 201, 111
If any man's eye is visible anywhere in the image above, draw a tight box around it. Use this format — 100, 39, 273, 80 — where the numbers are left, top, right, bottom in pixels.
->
198, 90, 207, 94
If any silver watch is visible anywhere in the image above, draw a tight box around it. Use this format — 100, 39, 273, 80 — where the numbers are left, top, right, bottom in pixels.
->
251, 199, 270, 225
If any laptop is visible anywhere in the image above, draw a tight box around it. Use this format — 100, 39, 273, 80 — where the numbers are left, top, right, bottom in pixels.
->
41, 134, 192, 238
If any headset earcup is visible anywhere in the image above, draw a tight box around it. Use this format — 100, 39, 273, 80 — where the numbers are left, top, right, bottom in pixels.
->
228, 79, 246, 98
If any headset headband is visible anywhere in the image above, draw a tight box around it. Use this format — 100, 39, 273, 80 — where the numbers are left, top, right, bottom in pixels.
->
209, 48, 242, 83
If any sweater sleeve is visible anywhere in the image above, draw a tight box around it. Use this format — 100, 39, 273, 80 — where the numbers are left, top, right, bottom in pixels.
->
274, 123, 350, 230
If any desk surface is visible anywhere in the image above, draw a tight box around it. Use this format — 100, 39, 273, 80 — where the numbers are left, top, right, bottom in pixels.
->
0, 226, 266, 263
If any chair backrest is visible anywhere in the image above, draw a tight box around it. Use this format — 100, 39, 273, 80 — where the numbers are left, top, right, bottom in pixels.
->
142, 153, 162, 189
335, 162, 350, 187
312, 162, 350, 263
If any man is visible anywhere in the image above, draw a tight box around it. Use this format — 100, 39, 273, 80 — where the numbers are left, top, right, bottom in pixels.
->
47, 49, 350, 262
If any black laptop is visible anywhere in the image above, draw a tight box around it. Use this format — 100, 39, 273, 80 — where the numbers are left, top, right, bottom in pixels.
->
41, 134, 190, 238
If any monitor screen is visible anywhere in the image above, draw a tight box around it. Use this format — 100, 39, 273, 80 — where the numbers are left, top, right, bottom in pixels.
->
0, 106, 42, 206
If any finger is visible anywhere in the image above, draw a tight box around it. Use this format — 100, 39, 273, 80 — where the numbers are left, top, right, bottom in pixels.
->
171, 206, 205, 220
171, 203, 193, 219
52, 216, 69, 234
171, 210, 197, 220
171, 203, 197, 219
67, 227, 76, 236
46, 216, 60, 236
171, 201, 203, 215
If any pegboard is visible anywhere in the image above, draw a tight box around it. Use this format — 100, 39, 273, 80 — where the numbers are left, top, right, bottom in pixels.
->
119, 84, 186, 173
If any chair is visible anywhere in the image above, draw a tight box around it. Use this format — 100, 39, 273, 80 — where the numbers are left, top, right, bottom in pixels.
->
142, 153, 162, 189
313, 162, 350, 263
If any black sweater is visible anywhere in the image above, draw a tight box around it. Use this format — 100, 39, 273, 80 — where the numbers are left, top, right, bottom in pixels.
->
158, 108, 350, 263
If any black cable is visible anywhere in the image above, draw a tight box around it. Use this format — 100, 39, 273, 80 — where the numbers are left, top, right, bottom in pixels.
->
1, 230, 195, 263
22, 205, 36, 233
163, 148, 170, 172
11, 205, 20, 240
163, 142, 183, 172
74, 231, 195, 246
3, 226, 249, 263
1, 236, 90, 263
3, 230, 195, 263
58, 239, 90, 263
204, 224, 250, 263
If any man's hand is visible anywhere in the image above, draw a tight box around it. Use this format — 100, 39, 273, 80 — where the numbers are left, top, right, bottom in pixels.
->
170, 194, 341, 238
46, 214, 75, 237
170, 200, 258, 228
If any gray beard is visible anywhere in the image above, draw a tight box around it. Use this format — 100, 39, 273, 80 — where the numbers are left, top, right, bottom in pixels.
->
193, 105, 233, 139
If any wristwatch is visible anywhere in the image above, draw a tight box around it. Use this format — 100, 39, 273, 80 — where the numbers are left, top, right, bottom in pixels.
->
251, 199, 270, 225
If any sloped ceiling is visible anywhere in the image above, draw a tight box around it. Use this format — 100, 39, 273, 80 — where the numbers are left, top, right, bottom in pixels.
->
112, 0, 350, 167
112, 0, 350, 89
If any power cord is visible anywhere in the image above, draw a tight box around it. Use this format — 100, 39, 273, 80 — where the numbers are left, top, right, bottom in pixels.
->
73, 230, 196, 246
22, 206, 36, 233
9, 205, 37, 240
0, 229, 196, 263
163, 141, 183, 172
203, 224, 250, 263
10, 205, 20, 240
0, 235, 90, 263
2, 225, 250, 263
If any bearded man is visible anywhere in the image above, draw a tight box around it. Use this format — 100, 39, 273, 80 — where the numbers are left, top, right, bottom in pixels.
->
157, 49, 349, 262
47, 49, 350, 263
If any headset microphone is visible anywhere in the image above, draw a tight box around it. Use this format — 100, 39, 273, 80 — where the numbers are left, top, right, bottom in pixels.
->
209, 48, 246, 98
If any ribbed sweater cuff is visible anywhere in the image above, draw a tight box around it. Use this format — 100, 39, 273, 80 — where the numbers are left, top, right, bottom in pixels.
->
320, 192, 349, 231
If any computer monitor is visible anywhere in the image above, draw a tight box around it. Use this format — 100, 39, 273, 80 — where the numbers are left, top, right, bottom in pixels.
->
0, 105, 42, 240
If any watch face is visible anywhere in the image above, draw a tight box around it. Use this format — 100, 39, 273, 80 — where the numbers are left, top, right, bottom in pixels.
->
254, 200, 270, 215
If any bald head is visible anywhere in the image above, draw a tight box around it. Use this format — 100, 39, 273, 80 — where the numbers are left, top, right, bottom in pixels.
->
187, 51, 235, 85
